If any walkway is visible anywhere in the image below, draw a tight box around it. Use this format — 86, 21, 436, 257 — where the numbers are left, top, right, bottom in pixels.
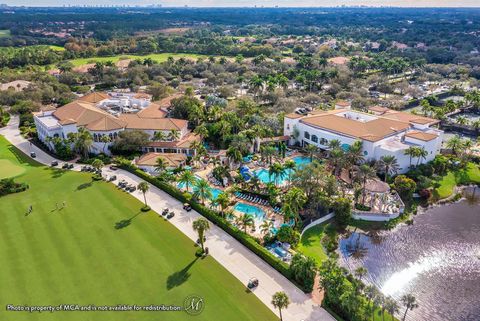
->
0, 116, 336, 321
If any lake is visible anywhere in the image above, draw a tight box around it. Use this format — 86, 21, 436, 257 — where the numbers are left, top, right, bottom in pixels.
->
339, 187, 480, 321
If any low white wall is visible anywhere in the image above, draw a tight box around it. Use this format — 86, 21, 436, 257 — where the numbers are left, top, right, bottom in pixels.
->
352, 211, 400, 222
301, 212, 335, 237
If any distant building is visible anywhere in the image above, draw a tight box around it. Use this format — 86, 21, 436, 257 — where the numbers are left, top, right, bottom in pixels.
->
33, 92, 199, 156
284, 107, 443, 173
0, 80, 31, 92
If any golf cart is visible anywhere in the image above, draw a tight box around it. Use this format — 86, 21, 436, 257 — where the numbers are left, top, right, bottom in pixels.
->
30, 151, 36, 158
183, 203, 192, 211
247, 277, 259, 289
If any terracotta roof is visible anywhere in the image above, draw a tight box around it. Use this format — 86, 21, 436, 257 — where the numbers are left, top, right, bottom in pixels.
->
381, 111, 439, 125
368, 105, 390, 114
78, 92, 110, 104
133, 92, 152, 99
405, 130, 438, 142
119, 114, 187, 131
153, 94, 183, 108
365, 179, 390, 193
285, 113, 304, 119
147, 133, 200, 148
40, 105, 56, 112
301, 114, 410, 142
136, 102, 167, 119
136, 152, 187, 168
53, 101, 126, 131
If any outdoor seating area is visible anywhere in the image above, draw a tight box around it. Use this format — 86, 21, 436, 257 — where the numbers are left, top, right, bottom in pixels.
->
234, 191, 270, 206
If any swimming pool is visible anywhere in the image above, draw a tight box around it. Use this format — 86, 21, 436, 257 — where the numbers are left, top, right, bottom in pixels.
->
177, 176, 201, 190
211, 188, 222, 200
292, 156, 311, 168
234, 202, 265, 220
254, 168, 293, 184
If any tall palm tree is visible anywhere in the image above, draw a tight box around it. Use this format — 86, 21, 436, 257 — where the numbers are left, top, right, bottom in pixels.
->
328, 139, 341, 150
268, 163, 285, 186
100, 135, 111, 153
167, 129, 181, 141
137, 182, 149, 207
346, 140, 364, 179
328, 148, 344, 176
283, 187, 307, 218
365, 285, 379, 321
193, 124, 209, 139
271, 291, 290, 321
249, 75, 264, 100
377, 155, 399, 182
215, 192, 230, 217
401, 294, 418, 321
154, 157, 168, 173
73, 128, 93, 159
415, 147, 428, 166
403, 146, 417, 168
153, 131, 167, 141
178, 170, 196, 193
237, 214, 254, 233
446, 135, 463, 155
260, 220, 273, 235
192, 218, 210, 253
305, 144, 318, 161
193, 179, 212, 205
356, 164, 377, 205
283, 159, 296, 184
354, 266, 368, 281
226, 146, 242, 169
384, 297, 400, 321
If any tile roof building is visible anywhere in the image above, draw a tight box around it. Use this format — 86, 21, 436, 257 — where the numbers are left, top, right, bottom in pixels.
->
34, 91, 198, 157
284, 107, 443, 173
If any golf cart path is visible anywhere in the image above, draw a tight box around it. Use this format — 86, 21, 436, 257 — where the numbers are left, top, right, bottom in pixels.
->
0, 116, 336, 321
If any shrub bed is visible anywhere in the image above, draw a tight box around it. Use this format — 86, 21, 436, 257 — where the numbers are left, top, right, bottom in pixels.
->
0, 178, 28, 196
119, 164, 301, 289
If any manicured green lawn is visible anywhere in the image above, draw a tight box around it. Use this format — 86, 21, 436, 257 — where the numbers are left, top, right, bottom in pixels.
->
0, 159, 25, 179
68, 53, 209, 67
433, 162, 480, 199
297, 223, 329, 264
0, 135, 276, 321
0, 29, 10, 37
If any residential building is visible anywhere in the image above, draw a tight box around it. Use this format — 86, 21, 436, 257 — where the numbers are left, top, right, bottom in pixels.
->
284, 107, 443, 173
33, 92, 199, 156
135, 152, 187, 174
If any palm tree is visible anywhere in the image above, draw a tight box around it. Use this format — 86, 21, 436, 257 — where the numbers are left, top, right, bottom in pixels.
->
401, 294, 418, 321
193, 124, 209, 139
73, 128, 93, 159
237, 214, 254, 233
215, 192, 230, 217
377, 155, 399, 182
404, 146, 417, 168
268, 163, 285, 186
384, 297, 399, 321
328, 148, 344, 176
365, 285, 379, 321
283, 187, 307, 220
328, 139, 341, 150
356, 164, 377, 205
354, 266, 368, 281
249, 75, 264, 100
226, 146, 242, 169
260, 220, 273, 235
271, 291, 290, 321
91, 159, 104, 178
100, 135, 111, 153
192, 218, 210, 253
415, 147, 428, 166
178, 170, 196, 193
167, 129, 181, 141
346, 140, 364, 179
305, 144, 318, 161
137, 182, 149, 207
154, 157, 168, 173
446, 135, 463, 155
153, 131, 167, 141
456, 115, 469, 126
193, 179, 212, 205
283, 159, 296, 183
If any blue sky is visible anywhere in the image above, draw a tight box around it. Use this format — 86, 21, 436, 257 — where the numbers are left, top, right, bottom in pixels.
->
3, 0, 480, 7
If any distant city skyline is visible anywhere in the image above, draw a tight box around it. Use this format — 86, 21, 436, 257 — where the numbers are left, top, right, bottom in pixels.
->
2, 0, 480, 8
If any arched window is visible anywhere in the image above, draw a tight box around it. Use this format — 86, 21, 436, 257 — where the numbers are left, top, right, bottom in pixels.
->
109, 133, 113, 139
304, 131, 310, 139
93, 133, 97, 142
320, 138, 328, 145
311, 135, 318, 143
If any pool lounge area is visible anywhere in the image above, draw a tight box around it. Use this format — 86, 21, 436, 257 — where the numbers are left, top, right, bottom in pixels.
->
253, 155, 312, 184
233, 202, 266, 220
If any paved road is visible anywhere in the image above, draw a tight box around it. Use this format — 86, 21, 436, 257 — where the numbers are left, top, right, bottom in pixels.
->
0, 116, 336, 321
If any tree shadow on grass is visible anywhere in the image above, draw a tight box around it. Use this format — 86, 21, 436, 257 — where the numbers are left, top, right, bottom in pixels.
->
76, 181, 93, 191
166, 257, 199, 290
46, 167, 67, 178
114, 211, 142, 230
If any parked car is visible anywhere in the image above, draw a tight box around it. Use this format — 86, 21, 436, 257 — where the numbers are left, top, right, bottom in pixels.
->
162, 208, 169, 216
167, 211, 175, 219
109, 175, 117, 181
51, 160, 58, 167
30, 151, 36, 158
247, 277, 259, 289
183, 203, 192, 211
62, 163, 69, 169
109, 165, 118, 171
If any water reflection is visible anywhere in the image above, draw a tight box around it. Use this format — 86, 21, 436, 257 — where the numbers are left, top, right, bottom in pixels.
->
340, 189, 480, 321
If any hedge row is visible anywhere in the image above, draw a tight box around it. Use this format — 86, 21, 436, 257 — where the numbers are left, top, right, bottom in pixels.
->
119, 165, 298, 288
